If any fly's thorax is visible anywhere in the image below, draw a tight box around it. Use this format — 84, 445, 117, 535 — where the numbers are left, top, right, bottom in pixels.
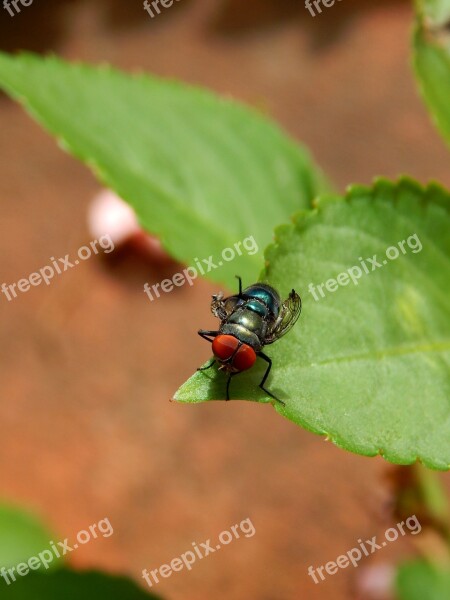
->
220, 323, 262, 352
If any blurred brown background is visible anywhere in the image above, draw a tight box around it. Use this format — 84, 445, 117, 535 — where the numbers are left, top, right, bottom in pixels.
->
1, 1, 449, 599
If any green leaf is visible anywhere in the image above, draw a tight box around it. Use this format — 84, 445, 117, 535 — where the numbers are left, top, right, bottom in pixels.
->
0, 52, 328, 287
0, 503, 61, 572
415, 464, 450, 522
413, 0, 450, 148
415, 0, 450, 26
175, 179, 450, 470
396, 560, 450, 600
0, 569, 163, 599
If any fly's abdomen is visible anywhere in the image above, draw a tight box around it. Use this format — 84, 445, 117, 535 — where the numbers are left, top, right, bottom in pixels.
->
243, 284, 280, 319
244, 299, 269, 318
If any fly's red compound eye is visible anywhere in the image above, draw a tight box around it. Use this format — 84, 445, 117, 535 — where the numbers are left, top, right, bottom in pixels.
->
232, 343, 257, 372
212, 335, 239, 361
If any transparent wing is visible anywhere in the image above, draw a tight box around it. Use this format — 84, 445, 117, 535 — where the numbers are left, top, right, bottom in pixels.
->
264, 289, 302, 344
211, 293, 243, 321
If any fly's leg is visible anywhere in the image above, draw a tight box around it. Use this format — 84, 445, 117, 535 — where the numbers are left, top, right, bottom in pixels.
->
258, 352, 285, 406
197, 358, 216, 372
226, 372, 236, 401
198, 330, 219, 343
235, 275, 243, 297
197, 331, 219, 371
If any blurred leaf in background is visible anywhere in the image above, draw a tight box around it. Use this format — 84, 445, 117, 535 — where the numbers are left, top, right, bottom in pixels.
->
0, 504, 163, 599
415, 0, 450, 26
0, 569, 163, 599
396, 560, 450, 600
0, 52, 329, 288
413, 0, 450, 148
0, 503, 61, 572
